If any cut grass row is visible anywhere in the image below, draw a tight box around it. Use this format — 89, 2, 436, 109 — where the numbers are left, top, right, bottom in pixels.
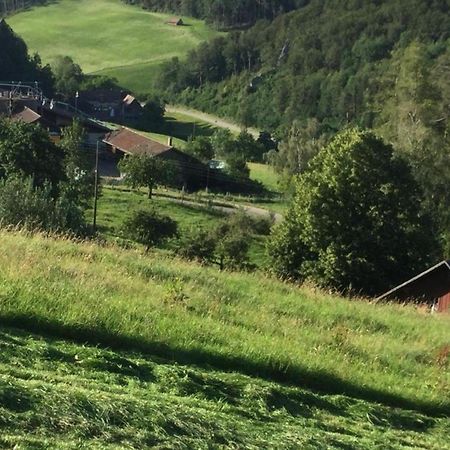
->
0, 230, 448, 416
1, 326, 448, 448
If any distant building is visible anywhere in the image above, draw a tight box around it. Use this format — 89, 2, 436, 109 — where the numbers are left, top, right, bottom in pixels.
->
167, 17, 184, 26
377, 260, 450, 313
103, 127, 206, 190
78, 89, 143, 122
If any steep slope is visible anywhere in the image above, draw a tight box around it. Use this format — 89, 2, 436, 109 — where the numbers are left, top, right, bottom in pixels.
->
1, 326, 449, 449
7, 0, 219, 93
0, 230, 448, 415
157, 0, 450, 132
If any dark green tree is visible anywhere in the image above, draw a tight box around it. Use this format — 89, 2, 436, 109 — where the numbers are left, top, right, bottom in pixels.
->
59, 120, 95, 207
185, 136, 214, 163
123, 209, 178, 251
0, 119, 65, 191
140, 95, 166, 128
269, 128, 438, 296
51, 55, 83, 98
119, 154, 173, 199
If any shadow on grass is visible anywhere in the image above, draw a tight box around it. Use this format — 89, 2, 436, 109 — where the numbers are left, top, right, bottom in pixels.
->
1, 313, 448, 418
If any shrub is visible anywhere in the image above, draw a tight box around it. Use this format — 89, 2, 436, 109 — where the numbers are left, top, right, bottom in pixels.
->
122, 209, 178, 251
0, 176, 86, 234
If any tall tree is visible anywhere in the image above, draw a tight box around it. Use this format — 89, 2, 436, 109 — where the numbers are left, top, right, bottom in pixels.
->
119, 155, 173, 199
269, 128, 438, 296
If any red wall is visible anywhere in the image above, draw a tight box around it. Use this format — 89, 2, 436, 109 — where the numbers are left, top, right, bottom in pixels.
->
437, 292, 450, 313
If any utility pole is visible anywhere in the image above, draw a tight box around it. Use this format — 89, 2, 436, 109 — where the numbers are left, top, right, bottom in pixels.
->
92, 141, 100, 234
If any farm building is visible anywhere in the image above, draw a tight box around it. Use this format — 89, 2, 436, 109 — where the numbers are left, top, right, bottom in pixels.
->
167, 17, 184, 26
377, 260, 450, 313
78, 89, 143, 122
103, 127, 206, 190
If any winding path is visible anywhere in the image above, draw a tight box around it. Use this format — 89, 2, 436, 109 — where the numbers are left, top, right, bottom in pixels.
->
166, 105, 260, 138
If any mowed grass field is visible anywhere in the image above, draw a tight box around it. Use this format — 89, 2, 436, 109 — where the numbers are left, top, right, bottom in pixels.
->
8, 0, 219, 93
0, 231, 448, 414
1, 325, 449, 449
0, 231, 448, 447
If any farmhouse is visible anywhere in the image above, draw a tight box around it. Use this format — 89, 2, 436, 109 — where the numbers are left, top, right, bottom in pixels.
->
103, 127, 206, 190
167, 17, 184, 26
79, 89, 143, 122
377, 260, 450, 313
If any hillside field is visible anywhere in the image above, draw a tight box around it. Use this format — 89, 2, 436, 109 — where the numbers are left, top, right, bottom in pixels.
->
8, 0, 220, 93
0, 230, 449, 447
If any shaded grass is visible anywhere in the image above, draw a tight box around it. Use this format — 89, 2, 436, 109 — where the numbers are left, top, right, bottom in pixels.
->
1, 326, 448, 448
8, 0, 220, 93
0, 230, 448, 417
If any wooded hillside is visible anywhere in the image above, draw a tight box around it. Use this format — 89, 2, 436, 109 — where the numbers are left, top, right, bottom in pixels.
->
123, 0, 309, 28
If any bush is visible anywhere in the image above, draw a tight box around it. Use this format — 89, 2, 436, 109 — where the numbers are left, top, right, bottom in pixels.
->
0, 177, 86, 234
122, 209, 178, 251
268, 128, 438, 296
177, 214, 252, 270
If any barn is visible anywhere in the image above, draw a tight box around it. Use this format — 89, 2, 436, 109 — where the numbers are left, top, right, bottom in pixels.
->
167, 17, 184, 26
103, 127, 206, 190
377, 260, 450, 313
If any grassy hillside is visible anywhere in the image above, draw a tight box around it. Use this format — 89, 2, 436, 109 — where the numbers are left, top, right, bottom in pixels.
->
0, 230, 448, 415
1, 326, 449, 449
8, 0, 219, 93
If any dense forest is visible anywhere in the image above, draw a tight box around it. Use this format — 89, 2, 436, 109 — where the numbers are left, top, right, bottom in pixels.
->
155, 0, 450, 253
0, 0, 45, 16
156, 0, 449, 132
123, 0, 309, 28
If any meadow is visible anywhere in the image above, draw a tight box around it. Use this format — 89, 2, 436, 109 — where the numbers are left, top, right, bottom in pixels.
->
91, 185, 270, 267
8, 0, 219, 93
0, 230, 448, 417
1, 325, 449, 449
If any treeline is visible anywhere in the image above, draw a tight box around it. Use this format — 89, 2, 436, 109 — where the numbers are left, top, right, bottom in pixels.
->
0, 0, 45, 16
156, 0, 449, 131
155, 0, 450, 253
0, 18, 53, 92
123, 0, 309, 28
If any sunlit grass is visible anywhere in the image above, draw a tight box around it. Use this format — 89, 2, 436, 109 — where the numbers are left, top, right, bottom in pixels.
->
0, 230, 448, 416
8, 0, 220, 92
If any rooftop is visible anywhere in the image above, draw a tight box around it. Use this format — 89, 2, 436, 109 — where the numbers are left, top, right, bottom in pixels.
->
103, 127, 172, 157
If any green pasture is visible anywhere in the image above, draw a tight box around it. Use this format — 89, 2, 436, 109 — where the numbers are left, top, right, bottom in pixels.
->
95, 185, 227, 238
1, 326, 448, 448
0, 230, 448, 419
92, 185, 270, 266
8, 0, 219, 93
248, 162, 280, 192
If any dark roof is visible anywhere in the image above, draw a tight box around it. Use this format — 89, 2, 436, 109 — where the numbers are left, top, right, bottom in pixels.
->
103, 128, 172, 156
377, 261, 450, 303
80, 89, 126, 104
12, 107, 41, 124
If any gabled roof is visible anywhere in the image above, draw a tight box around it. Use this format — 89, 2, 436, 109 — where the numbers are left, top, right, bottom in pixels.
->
12, 107, 41, 124
377, 260, 450, 302
123, 94, 138, 106
103, 127, 172, 157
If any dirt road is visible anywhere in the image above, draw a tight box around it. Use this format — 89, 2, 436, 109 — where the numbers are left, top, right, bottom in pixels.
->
166, 105, 260, 138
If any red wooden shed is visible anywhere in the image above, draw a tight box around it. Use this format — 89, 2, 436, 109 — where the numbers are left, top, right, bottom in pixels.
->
377, 260, 450, 313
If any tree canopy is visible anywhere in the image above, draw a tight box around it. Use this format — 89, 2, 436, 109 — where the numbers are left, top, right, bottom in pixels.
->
269, 128, 439, 296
